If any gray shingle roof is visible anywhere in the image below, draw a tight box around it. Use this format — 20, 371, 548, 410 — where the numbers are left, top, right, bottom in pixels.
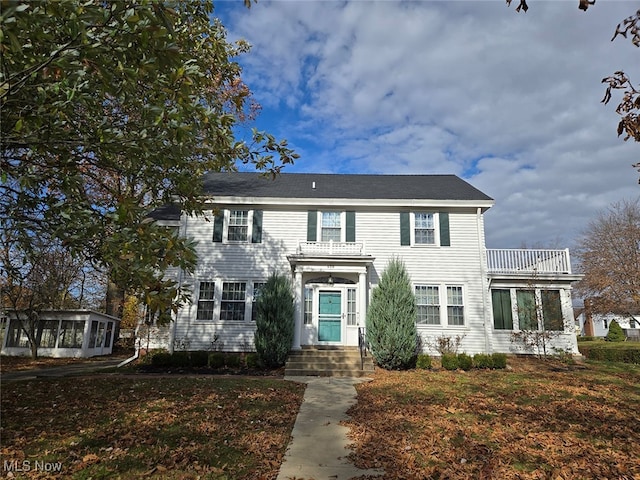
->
150, 172, 493, 220
202, 172, 493, 201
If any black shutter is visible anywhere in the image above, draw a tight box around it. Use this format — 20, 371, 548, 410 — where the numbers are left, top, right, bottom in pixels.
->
400, 212, 410, 246
346, 211, 356, 242
439, 212, 450, 246
251, 210, 263, 243
213, 213, 224, 242
307, 210, 317, 241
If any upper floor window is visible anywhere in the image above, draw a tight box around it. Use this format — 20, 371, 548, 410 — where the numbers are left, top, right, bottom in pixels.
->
321, 211, 341, 241
213, 209, 262, 244
400, 212, 450, 247
414, 213, 435, 244
228, 210, 249, 241
307, 210, 356, 243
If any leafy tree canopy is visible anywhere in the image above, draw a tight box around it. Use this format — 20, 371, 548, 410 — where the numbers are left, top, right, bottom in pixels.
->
576, 198, 640, 316
1, 1, 298, 319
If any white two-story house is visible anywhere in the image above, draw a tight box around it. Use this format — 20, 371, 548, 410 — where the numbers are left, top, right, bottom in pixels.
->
150, 172, 582, 356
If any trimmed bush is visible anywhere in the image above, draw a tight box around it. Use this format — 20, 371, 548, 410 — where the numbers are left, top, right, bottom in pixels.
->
441, 353, 459, 371
208, 352, 225, 369
473, 353, 492, 369
491, 353, 508, 369
190, 351, 209, 367
225, 354, 242, 369
171, 351, 191, 367
579, 345, 640, 364
457, 353, 473, 371
606, 320, 625, 342
577, 336, 599, 342
416, 354, 432, 370
245, 353, 261, 369
151, 352, 172, 367
366, 257, 418, 370
254, 272, 295, 368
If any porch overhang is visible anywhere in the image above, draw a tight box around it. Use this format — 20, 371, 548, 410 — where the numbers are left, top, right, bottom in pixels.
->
287, 254, 375, 272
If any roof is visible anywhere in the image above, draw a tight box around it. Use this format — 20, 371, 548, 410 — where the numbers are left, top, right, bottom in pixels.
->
202, 172, 493, 201
150, 172, 494, 220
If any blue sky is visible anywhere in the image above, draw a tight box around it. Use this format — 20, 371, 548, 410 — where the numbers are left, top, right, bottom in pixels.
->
214, 0, 638, 250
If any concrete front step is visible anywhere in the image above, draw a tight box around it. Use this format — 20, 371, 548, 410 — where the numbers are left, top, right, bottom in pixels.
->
285, 347, 374, 377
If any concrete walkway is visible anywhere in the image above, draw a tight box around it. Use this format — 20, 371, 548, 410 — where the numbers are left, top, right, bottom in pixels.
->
278, 376, 385, 480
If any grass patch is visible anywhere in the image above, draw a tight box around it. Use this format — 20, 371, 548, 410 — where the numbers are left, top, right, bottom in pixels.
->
1, 376, 304, 479
346, 357, 640, 479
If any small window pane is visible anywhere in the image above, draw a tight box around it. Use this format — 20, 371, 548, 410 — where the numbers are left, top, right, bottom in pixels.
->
59, 320, 84, 348
347, 288, 357, 326
516, 290, 537, 330
37, 320, 59, 348
542, 290, 563, 331
304, 287, 313, 325
492, 289, 513, 330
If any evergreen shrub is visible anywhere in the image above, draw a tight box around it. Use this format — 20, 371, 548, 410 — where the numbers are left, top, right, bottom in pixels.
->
151, 351, 172, 367
416, 354, 432, 370
245, 353, 261, 369
491, 353, 508, 369
606, 320, 625, 342
254, 272, 295, 368
208, 352, 225, 369
366, 257, 418, 370
473, 353, 492, 369
457, 353, 473, 371
441, 353, 459, 370
190, 351, 209, 367
171, 351, 190, 367
225, 354, 242, 368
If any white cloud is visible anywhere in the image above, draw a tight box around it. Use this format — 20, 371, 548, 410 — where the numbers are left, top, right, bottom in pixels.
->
221, 0, 639, 251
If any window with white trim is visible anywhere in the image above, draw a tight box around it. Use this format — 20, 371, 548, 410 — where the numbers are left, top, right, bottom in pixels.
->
415, 285, 440, 325
447, 286, 464, 326
321, 211, 341, 241
220, 282, 247, 321
414, 213, 435, 245
228, 210, 249, 242
196, 281, 216, 320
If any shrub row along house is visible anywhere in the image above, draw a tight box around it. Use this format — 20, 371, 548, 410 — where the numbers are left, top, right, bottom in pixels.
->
146, 172, 582, 357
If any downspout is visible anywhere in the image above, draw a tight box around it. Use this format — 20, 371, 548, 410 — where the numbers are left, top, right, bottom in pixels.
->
169, 211, 188, 354
477, 207, 492, 354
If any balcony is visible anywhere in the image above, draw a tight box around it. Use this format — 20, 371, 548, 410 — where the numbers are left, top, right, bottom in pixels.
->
296, 241, 365, 256
486, 249, 573, 275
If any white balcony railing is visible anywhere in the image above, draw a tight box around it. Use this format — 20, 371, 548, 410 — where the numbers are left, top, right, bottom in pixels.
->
486, 248, 572, 275
297, 241, 365, 256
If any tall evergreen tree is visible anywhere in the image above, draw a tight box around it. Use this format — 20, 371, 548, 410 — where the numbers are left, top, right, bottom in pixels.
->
254, 273, 295, 368
366, 257, 418, 370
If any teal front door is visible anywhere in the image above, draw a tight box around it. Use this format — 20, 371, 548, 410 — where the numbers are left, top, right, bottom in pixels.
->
318, 291, 341, 342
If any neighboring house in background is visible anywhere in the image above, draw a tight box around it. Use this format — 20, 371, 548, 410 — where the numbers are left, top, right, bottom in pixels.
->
1, 310, 120, 358
149, 172, 583, 356
578, 309, 640, 339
